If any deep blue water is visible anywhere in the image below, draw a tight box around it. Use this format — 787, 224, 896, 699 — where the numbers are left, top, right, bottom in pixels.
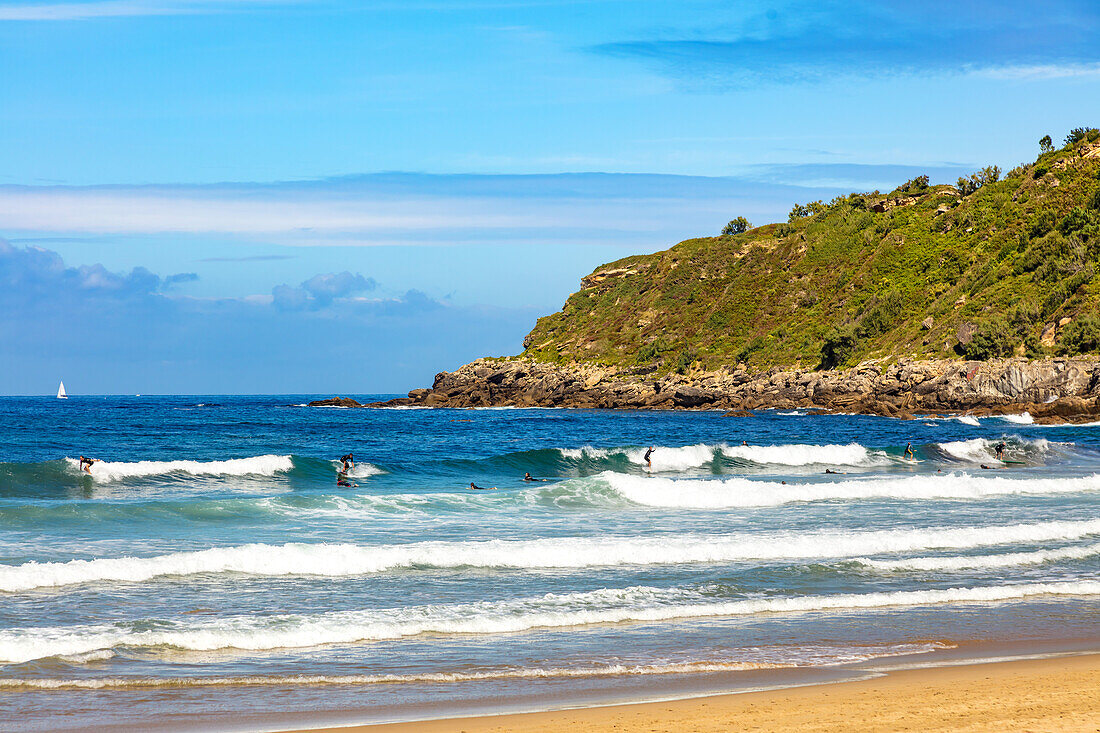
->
1, 396, 1098, 732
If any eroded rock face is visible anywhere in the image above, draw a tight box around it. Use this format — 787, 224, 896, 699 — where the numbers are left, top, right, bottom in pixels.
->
365, 357, 1100, 423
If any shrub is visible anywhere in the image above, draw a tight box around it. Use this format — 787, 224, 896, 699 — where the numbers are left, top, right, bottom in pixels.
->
957, 166, 1002, 196
1040, 135, 1054, 154
857, 290, 904, 338
1058, 315, 1100, 355
963, 318, 1016, 360
673, 348, 698, 374
788, 203, 810, 221
899, 175, 929, 194
736, 336, 766, 363
1028, 211, 1056, 238
721, 216, 751, 236
819, 325, 859, 369
1059, 207, 1095, 235
1032, 164, 1049, 179
1041, 267, 1094, 317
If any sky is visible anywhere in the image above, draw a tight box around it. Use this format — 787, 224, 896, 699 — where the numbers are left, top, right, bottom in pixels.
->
2, 0, 1100, 394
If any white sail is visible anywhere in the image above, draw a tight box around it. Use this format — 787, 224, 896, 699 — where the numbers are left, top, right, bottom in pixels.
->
57, 381, 67, 399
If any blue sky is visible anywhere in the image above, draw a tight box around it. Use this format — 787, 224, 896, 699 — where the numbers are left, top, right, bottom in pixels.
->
2, 0, 1099, 393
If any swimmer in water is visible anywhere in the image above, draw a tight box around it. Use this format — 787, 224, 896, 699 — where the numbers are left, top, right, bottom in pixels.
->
523, 472, 548, 482
469, 482, 497, 490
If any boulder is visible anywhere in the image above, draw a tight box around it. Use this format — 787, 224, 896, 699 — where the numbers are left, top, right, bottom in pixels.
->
308, 397, 362, 407
921, 316, 934, 330
956, 322, 978, 345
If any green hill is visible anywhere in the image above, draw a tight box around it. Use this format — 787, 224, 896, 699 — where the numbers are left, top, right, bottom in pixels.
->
520, 129, 1100, 373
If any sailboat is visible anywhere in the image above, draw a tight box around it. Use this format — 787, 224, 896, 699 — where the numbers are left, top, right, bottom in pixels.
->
57, 381, 67, 399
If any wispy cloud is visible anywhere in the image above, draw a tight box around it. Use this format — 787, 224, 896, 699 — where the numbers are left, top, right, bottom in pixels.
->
0, 172, 878, 248
590, 1, 1100, 87
200, 254, 296, 262
0, 0, 282, 21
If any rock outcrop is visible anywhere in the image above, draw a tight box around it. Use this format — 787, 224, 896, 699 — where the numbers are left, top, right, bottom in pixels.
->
362, 357, 1100, 423
308, 397, 363, 407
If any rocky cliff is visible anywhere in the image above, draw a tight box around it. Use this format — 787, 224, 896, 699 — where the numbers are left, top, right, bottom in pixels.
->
371, 356, 1100, 423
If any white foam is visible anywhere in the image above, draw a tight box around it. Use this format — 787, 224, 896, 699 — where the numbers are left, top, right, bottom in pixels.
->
953, 415, 981, 426
330, 461, 384, 479
0, 581, 1093, 664
559, 443, 884, 470
559, 444, 718, 471
1001, 413, 1035, 425
0, 643, 947, 689
65, 455, 293, 482
720, 443, 882, 466
856, 542, 1100, 572
600, 470, 1098, 508
4, 519, 1098, 592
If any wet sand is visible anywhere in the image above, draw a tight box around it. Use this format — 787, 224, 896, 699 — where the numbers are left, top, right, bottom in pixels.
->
284, 653, 1100, 733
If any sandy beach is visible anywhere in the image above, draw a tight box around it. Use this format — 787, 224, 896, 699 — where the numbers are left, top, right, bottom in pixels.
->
286, 654, 1100, 733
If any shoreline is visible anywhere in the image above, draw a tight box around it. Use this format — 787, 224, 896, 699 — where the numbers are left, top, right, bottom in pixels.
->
276, 652, 1100, 733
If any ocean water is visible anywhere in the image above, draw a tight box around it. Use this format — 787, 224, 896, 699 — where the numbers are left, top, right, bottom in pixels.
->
1, 396, 1098, 732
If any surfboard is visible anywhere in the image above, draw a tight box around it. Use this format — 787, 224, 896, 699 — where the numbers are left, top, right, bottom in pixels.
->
1001, 460, 1026, 465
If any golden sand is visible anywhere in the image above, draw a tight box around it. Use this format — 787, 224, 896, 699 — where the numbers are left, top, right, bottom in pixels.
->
287, 654, 1100, 733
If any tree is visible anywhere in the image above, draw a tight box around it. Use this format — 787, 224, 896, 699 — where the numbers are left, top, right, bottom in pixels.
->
1065, 127, 1099, 146
721, 216, 751, 235
1039, 135, 1054, 154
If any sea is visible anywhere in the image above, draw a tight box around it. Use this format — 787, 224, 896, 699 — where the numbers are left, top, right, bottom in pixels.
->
0, 395, 1098, 732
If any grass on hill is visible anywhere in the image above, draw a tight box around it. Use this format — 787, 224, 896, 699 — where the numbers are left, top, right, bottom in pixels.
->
519, 129, 1100, 373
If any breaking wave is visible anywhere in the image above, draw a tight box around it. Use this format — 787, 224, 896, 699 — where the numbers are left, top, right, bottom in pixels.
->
557, 442, 885, 471
4, 519, 1098, 592
62, 455, 293, 482
1, 581, 1094, 664
599, 470, 1100, 508
855, 542, 1100, 572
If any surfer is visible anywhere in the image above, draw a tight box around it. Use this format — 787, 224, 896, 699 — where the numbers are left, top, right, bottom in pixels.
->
523, 472, 548, 482
904, 442, 914, 460
340, 453, 354, 473
469, 482, 497, 491
995, 441, 1007, 460
78, 456, 96, 473
336, 477, 356, 488
644, 446, 654, 468
824, 468, 843, 475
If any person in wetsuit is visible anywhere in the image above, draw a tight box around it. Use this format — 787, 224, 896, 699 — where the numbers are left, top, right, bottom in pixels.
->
523, 472, 548, 482
904, 442, 915, 460
644, 447, 655, 468
469, 482, 497, 490
995, 442, 1007, 460
78, 456, 96, 473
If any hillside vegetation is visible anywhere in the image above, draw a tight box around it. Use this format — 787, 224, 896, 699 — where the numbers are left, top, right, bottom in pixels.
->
520, 130, 1100, 372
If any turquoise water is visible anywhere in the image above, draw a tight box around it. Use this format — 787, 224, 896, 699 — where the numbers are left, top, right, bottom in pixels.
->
1, 396, 1098, 732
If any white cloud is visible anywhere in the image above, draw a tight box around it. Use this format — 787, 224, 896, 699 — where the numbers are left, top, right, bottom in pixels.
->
0, 174, 829, 246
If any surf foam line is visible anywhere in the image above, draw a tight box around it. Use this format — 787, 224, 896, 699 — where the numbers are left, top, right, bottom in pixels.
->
0, 582, 1093, 664
559, 442, 886, 470
0, 643, 948, 689
64, 455, 293, 482
599, 470, 1100, 508
4, 519, 1099, 592
854, 542, 1100, 572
